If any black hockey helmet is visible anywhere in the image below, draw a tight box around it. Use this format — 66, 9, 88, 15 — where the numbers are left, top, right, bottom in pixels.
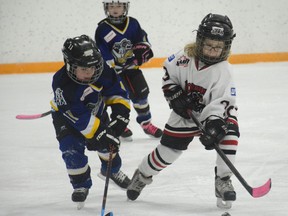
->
103, 0, 130, 24
62, 35, 104, 85
196, 13, 236, 65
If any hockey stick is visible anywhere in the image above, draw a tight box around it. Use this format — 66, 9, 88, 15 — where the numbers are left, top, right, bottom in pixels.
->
16, 110, 52, 120
188, 110, 271, 198
15, 63, 136, 120
101, 146, 114, 216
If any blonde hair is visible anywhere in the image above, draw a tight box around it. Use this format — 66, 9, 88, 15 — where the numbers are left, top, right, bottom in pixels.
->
184, 42, 197, 58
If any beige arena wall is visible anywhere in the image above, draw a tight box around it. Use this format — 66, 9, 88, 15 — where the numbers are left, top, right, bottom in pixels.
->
0, 0, 287, 74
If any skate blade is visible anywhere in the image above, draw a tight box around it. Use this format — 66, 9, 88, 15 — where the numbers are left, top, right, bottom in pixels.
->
217, 198, 232, 209
76, 202, 85, 210
221, 212, 231, 216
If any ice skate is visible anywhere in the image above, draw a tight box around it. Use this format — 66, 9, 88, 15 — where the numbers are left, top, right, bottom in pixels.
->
127, 169, 153, 201
215, 175, 236, 209
98, 169, 131, 189
71, 187, 89, 210
120, 127, 133, 142
141, 122, 163, 138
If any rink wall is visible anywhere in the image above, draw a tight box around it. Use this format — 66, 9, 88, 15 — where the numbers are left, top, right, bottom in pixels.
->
0, 0, 288, 74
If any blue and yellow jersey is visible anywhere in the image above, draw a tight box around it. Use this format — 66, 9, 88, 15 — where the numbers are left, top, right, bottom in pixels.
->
51, 63, 130, 139
95, 17, 150, 68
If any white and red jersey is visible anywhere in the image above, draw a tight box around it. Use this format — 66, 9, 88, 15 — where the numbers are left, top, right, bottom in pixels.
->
163, 49, 238, 123
139, 49, 240, 181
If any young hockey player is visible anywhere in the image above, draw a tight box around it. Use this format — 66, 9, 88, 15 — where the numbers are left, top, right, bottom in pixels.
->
127, 13, 239, 209
95, 0, 163, 140
50, 35, 131, 208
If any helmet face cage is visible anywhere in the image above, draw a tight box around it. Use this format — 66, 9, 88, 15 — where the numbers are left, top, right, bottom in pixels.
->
103, 0, 130, 24
196, 13, 236, 65
62, 35, 104, 85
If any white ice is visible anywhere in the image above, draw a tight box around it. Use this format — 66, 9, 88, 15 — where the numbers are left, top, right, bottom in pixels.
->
1, 62, 288, 216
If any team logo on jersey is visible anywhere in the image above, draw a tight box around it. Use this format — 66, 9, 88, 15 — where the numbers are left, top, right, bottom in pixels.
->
104, 30, 117, 43
55, 88, 67, 106
185, 82, 206, 95
176, 55, 190, 67
112, 38, 133, 64
185, 82, 206, 112
231, 87, 236, 96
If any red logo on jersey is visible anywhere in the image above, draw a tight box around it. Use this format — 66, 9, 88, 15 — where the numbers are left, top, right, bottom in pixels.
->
176, 55, 190, 67
184, 82, 206, 112
185, 82, 206, 95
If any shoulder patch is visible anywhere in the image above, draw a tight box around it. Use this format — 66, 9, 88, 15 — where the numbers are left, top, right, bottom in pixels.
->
168, 54, 175, 62
231, 87, 236, 96
104, 30, 117, 43
55, 88, 67, 106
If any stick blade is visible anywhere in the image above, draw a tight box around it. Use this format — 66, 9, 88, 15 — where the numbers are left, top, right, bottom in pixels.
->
16, 111, 51, 120
252, 178, 272, 198
101, 209, 113, 216
16, 114, 43, 120
101, 210, 113, 216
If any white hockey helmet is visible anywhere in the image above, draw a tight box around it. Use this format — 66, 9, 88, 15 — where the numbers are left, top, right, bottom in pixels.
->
103, 0, 130, 24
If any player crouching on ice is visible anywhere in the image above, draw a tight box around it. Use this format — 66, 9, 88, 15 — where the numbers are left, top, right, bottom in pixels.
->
126, 13, 239, 209
50, 35, 131, 208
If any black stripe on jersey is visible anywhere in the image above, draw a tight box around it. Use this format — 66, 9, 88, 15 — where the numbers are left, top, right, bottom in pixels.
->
227, 123, 240, 137
227, 131, 239, 137
222, 149, 236, 155
165, 123, 199, 132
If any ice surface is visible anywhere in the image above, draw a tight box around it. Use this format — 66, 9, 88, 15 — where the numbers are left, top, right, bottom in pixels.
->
1, 62, 288, 216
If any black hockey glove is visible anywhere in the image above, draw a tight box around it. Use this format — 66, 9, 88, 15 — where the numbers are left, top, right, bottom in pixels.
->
186, 92, 205, 113
86, 128, 120, 153
108, 114, 129, 137
199, 118, 228, 150
163, 85, 198, 119
132, 42, 154, 66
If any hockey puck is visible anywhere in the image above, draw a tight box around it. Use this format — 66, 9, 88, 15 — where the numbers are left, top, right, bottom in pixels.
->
221, 212, 231, 216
